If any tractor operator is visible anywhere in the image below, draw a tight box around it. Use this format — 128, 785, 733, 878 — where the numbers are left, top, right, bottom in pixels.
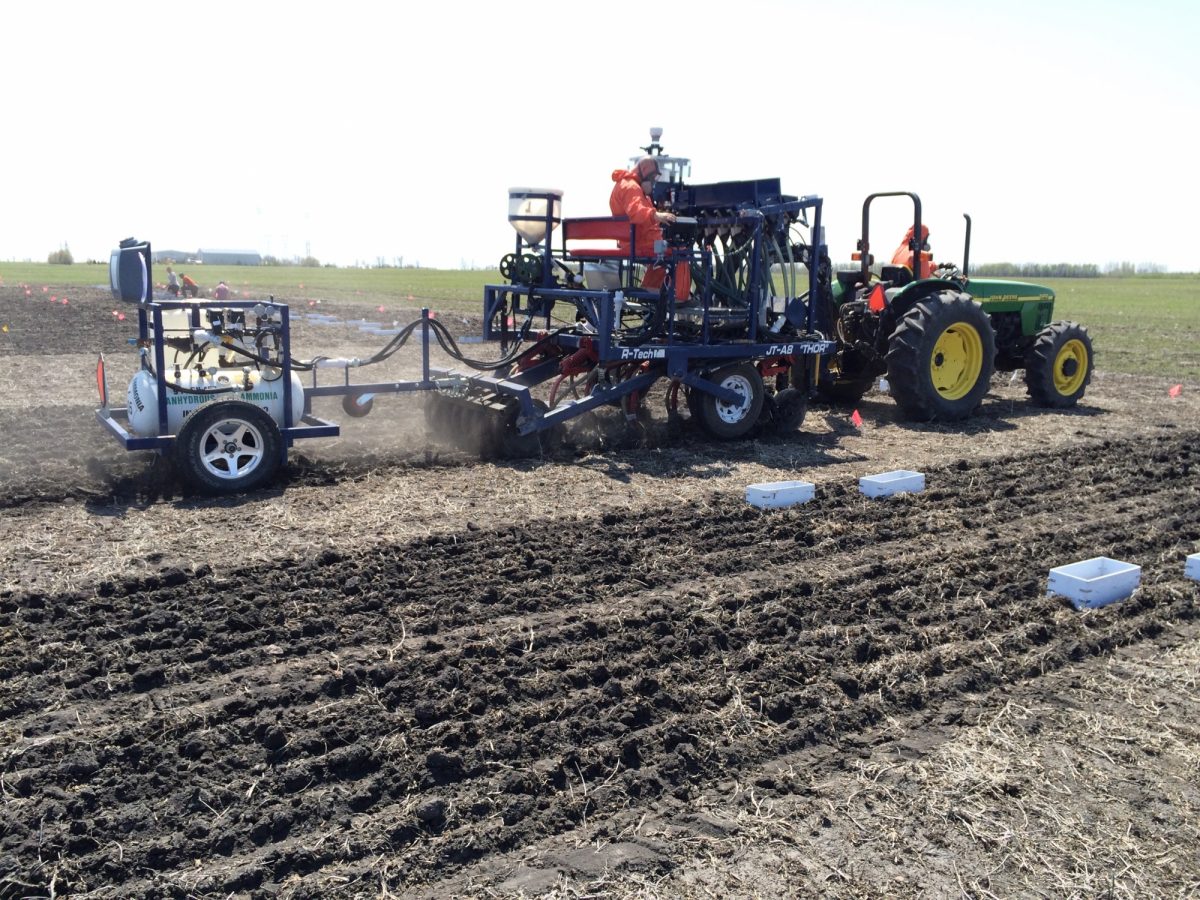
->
609, 156, 690, 301
891, 224, 935, 279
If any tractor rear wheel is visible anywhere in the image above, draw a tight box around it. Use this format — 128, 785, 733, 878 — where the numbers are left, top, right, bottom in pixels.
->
174, 399, 281, 494
696, 363, 765, 440
886, 292, 996, 421
1024, 321, 1093, 407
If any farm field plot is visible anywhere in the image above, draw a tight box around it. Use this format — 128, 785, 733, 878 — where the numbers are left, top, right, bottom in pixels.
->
1, 283, 1199, 899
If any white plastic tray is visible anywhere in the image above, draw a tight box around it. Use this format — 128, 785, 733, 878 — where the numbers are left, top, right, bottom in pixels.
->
1048, 556, 1141, 609
745, 480, 815, 509
860, 470, 925, 498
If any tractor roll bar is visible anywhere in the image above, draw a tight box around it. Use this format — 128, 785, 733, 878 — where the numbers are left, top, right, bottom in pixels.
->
858, 191, 922, 284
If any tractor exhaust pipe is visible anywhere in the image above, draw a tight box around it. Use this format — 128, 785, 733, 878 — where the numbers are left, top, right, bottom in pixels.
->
962, 213, 972, 278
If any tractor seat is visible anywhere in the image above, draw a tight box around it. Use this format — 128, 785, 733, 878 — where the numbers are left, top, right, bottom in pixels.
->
563, 216, 636, 260
880, 264, 912, 286
836, 269, 863, 290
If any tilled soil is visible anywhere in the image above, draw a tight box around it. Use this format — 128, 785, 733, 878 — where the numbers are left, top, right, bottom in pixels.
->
1, 283, 1199, 898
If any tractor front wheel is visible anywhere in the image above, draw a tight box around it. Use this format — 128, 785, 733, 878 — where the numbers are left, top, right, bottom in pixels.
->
696, 363, 765, 439
886, 292, 996, 421
174, 400, 282, 494
1024, 321, 1093, 407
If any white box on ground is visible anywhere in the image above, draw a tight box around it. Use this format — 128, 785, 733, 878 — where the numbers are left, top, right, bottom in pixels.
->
1047, 556, 1141, 609
1186, 553, 1200, 582
745, 480, 815, 509
859, 470, 925, 498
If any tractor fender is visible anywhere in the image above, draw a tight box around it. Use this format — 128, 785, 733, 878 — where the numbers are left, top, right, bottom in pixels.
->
884, 280, 961, 325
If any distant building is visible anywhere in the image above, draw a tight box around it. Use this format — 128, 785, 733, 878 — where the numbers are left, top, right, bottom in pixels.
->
197, 249, 263, 266
151, 248, 262, 265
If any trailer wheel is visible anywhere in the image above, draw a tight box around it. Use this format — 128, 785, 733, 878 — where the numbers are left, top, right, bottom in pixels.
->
174, 400, 281, 494
1024, 321, 1093, 407
886, 292, 996, 421
696, 363, 765, 440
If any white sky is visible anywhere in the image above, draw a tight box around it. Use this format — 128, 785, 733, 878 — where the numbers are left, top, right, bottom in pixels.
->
3, 0, 1197, 271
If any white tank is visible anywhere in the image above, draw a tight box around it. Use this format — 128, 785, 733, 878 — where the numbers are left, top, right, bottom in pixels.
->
126, 368, 306, 437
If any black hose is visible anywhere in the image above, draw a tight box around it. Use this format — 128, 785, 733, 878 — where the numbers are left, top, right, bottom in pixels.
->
291, 315, 567, 374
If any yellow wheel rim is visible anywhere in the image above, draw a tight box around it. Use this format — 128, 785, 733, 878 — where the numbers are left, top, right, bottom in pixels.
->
1053, 338, 1089, 396
930, 323, 985, 400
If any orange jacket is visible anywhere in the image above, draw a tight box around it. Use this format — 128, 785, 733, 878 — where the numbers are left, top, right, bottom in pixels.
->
609, 168, 662, 257
891, 224, 933, 278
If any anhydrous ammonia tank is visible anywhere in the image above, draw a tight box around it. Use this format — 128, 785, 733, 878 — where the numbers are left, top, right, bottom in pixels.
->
125, 368, 306, 437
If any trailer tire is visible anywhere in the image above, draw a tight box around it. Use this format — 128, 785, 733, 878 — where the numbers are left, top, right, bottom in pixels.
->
1024, 321, 1093, 408
696, 363, 765, 440
174, 399, 281, 494
886, 292, 996, 421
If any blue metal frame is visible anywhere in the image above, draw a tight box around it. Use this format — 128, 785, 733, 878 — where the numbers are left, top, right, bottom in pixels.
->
100, 182, 837, 461
465, 189, 837, 436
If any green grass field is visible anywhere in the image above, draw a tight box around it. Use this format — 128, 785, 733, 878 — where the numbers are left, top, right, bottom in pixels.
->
3, 263, 1196, 379
1041, 277, 1200, 380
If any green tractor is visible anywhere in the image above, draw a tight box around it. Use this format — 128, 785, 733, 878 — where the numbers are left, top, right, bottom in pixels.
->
819, 191, 1094, 420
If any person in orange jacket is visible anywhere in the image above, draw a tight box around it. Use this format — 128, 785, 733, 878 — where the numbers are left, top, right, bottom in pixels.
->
180, 272, 200, 298
609, 156, 676, 255
891, 224, 934, 279
609, 156, 689, 300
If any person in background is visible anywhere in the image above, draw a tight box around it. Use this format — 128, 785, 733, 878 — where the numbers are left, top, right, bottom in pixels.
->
213, 280, 230, 302
609, 156, 689, 301
180, 272, 200, 298
165, 265, 180, 297
891, 224, 935, 279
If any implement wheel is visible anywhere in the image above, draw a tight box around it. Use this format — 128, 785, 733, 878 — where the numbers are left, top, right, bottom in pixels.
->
886, 292, 996, 421
174, 399, 281, 494
814, 378, 872, 408
489, 400, 554, 460
768, 387, 808, 433
1024, 321, 1093, 408
696, 363, 765, 440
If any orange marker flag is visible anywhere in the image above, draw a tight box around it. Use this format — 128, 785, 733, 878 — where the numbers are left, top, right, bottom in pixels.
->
851, 409, 863, 428
1168, 384, 1183, 398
